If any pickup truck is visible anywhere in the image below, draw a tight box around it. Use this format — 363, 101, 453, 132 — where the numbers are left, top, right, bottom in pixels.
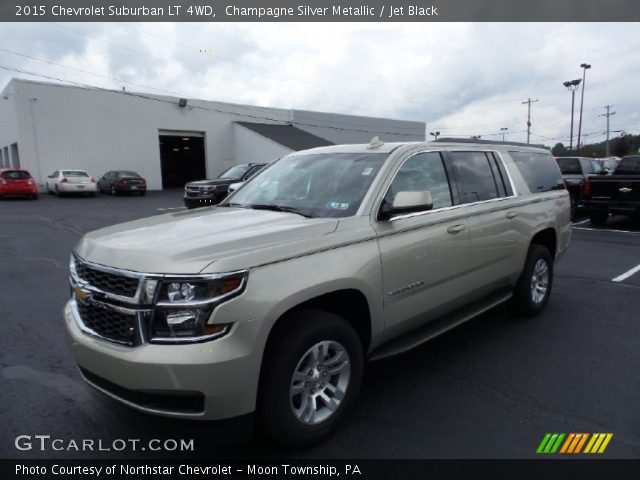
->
65, 140, 571, 447
582, 155, 640, 225
555, 156, 605, 217
183, 163, 266, 209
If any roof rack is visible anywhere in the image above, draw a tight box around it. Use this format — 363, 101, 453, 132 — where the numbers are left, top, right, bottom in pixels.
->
433, 137, 549, 149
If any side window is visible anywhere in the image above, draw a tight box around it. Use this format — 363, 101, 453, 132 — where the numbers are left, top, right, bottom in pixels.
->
449, 151, 501, 203
510, 151, 565, 193
580, 159, 593, 174
385, 152, 453, 210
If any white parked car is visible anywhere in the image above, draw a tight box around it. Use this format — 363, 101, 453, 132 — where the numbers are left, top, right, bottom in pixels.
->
46, 170, 98, 196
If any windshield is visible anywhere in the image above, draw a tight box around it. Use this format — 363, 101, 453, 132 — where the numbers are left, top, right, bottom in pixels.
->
1, 170, 31, 179
556, 158, 581, 174
217, 165, 250, 179
63, 170, 89, 177
226, 153, 388, 218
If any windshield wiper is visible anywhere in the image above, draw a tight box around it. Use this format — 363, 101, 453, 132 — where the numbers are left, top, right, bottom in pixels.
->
246, 204, 314, 218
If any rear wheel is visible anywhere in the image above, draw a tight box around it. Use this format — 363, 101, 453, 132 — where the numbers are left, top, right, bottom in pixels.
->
589, 210, 608, 226
55, 185, 61, 197
259, 310, 363, 448
508, 244, 553, 317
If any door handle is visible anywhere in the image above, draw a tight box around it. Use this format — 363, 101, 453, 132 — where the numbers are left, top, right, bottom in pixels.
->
506, 211, 519, 219
447, 224, 466, 234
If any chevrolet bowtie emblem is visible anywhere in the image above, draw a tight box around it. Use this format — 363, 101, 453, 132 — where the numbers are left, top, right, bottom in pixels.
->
74, 285, 91, 302
619, 187, 632, 193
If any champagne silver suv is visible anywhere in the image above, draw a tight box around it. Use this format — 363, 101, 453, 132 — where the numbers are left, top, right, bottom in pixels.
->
65, 139, 571, 446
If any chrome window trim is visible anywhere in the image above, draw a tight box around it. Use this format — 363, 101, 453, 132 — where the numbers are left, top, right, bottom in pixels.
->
375, 148, 520, 223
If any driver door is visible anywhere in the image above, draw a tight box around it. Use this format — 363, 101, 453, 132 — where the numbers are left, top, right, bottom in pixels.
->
373, 151, 471, 338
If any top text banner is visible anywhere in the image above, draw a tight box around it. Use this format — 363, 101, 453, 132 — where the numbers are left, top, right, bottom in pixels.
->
3, 0, 639, 22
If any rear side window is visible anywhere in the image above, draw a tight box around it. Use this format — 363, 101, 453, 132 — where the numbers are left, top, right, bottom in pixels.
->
556, 157, 581, 174
511, 151, 565, 193
1, 170, 31, 179
449, 151, 509, 204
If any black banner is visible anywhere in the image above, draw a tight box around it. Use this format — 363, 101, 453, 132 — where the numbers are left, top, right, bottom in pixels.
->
3, 459, 640, 480
2, 0, 639, 22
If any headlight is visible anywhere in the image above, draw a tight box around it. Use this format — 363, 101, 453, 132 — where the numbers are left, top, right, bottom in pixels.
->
149, 271, 247, 344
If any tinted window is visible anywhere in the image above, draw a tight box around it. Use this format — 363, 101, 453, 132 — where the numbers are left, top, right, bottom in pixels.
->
449, 151, 501, 203
385, 152, 452, 210
63, 170, 89, 177
1, 170, 31, 179
556, 157, 581, 174
117, 171, 140, 178
511, 151, 565, 193
615, 156, 640, 174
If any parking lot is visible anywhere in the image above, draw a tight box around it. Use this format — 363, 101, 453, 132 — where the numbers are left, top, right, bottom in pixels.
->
1, 191, 639, 459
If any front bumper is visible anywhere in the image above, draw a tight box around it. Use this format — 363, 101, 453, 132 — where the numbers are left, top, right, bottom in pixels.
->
64, 300, 261, 420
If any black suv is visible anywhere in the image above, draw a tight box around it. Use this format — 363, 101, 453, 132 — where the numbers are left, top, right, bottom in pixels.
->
183, 163, 266, 209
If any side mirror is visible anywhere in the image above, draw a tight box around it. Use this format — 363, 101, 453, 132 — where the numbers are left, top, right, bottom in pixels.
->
380, 191, 433, 220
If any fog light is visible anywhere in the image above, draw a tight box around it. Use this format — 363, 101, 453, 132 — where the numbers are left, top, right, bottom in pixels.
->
166, 311, 197, 327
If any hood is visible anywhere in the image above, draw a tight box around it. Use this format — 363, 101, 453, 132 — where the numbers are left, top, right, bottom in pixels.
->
75, 207, 339, 274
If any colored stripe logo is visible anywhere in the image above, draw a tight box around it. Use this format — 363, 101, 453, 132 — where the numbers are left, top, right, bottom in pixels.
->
536, 433, 613, 454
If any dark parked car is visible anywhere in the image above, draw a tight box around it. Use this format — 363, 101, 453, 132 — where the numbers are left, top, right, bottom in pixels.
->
555, 156, 604, 217
98, 171, 147, 196
582, 155, 640, 225
183, 163, 266, 209
0, 168, 38, 200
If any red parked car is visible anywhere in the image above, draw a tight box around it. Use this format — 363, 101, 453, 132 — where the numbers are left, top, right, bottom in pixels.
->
0, 168, 38, 200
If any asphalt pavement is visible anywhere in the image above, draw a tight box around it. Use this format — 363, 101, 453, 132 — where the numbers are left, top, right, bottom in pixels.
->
1, 192, 639, 459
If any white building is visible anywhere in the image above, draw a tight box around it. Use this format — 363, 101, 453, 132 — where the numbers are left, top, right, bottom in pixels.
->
0, 79, 425, 190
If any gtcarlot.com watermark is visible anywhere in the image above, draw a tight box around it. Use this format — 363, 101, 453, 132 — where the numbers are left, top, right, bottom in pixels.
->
15, 435, 194, 452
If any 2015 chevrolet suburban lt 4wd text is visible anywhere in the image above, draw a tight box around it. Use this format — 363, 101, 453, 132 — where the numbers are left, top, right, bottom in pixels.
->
65, 139, 571, 447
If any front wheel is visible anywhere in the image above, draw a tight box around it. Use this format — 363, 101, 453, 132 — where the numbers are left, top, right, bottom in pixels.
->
508, 244, 553, 317
258, 310, 363, 448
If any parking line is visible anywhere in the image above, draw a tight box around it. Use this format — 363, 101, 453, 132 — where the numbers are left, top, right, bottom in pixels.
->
156, 206, 187, 211
573, 219, 590, 225
612, 264, 640, 283
573, 226, 640, 234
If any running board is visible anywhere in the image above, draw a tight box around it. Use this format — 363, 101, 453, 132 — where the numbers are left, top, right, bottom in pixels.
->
368, 288, 512, 361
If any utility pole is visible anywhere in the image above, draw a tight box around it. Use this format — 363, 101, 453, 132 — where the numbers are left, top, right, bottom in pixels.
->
522, 98, 538, 144
577, 63, 591, 153
599, 105, 616, 157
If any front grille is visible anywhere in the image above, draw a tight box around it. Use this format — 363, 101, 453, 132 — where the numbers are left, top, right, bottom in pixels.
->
77, 301, 136, 345
76, 262, 139, 297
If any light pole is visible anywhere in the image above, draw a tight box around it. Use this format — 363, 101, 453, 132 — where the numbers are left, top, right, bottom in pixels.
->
563, 78, 581, 152
430, 131, 440, 140
576, 62, 591, 153
500, 127, 508, 142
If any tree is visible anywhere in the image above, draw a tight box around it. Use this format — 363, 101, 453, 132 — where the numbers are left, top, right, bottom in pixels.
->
551, 143, 568, 156
613, 134, 633, 157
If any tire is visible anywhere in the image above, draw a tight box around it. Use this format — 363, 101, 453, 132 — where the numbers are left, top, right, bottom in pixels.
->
508, 244, 553, 317
258, 309, 363, 448
55, 185, 61, 197
31, 194, 38, 200
589, 210, 608, 226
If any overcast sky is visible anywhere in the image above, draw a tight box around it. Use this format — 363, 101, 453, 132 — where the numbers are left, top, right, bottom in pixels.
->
1, 22, 638, 146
